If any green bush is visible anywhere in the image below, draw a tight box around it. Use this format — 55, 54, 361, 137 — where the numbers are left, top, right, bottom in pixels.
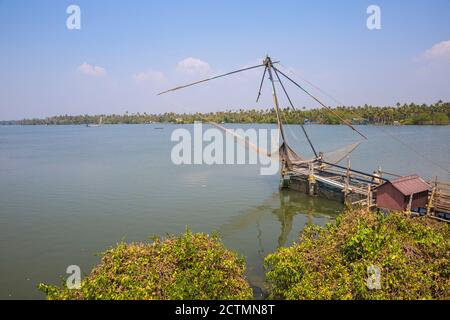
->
432, 112, 449, 125
404, 113, 433, 125
39, 230, 253, 300
265, 209, 449, 300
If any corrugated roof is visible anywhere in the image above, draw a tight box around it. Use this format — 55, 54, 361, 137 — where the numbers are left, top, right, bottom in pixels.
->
389, 175, 430, 196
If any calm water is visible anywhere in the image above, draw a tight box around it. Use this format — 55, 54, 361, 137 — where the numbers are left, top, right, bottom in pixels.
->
0, 124, 449, 299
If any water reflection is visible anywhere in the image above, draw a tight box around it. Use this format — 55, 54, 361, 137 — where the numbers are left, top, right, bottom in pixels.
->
219, 189, 343, 296
272, 190, 343, 247
220, 190, 342, 248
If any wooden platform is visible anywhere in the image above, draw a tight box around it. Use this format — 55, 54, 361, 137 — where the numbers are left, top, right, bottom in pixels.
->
429, 180, 450, 220
284, 162, 375, 207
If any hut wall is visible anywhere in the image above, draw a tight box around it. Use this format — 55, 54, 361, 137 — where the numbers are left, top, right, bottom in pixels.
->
376, 183, 407, 211
411, 191, 428, 209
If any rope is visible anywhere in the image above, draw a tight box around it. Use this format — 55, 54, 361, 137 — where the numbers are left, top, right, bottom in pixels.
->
272, 66, 318, 157
276, 64, 450, 175
273, 66, 367, 140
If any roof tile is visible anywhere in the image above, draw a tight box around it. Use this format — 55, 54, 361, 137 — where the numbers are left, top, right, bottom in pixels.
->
390, 175, 430, 196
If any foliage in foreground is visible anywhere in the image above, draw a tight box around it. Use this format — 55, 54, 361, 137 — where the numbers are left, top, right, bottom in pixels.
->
39, 230, 252, 300
265, 209, 449, 300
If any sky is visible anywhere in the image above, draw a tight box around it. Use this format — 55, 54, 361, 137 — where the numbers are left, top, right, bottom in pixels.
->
0, 0, 449, 120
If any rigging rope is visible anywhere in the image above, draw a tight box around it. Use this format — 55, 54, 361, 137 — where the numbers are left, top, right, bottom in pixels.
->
272, 66, 318, 157
276, 64, 450, 175
273, 66, 367, 140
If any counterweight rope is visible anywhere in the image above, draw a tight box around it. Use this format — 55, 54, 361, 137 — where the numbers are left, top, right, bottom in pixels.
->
277, 64, 450, 175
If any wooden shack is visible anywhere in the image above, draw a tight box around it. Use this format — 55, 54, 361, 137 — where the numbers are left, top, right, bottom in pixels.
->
376, 175, 430, 211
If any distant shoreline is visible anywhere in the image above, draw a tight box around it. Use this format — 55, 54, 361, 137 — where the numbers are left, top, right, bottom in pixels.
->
1, 123, 449, 126
1, 102, 449, 126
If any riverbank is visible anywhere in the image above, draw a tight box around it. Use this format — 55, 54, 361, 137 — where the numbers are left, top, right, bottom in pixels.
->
265, 208, 449, 300
39, 209, 449, 300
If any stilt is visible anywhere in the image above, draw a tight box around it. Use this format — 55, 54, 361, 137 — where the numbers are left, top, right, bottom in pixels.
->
367, 184, 372, 209
427, 178, 436, 216
344, 157, 350, 204
407, 193, 414, 213
308, 163, 316, 196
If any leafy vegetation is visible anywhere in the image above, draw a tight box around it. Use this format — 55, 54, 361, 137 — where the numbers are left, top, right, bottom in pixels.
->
2, 101, 449, 125
39, 210, 449, 300
265, 209, 449, 300
39, 230, 253, 300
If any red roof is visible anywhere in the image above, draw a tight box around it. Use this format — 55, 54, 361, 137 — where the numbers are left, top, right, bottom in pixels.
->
389, 175, 430, 196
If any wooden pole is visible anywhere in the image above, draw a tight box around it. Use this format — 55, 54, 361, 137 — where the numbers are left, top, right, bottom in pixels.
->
407, 193, 414, 213
272, 67, 318, 158
427, 186, 436, 216
265, 56, 289, 183
344, 157, 350, 202
265, 57, 286, 144
308, 162, 316, 196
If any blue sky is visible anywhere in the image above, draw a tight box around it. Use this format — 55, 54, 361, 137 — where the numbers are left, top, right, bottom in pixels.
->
0, 0, 449, 120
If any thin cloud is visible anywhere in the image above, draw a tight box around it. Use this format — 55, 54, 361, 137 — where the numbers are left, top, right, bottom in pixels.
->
176, 57, 211, 75
133, 69, 166, 83
422, 40, 450, 60
77, 62, 106, 77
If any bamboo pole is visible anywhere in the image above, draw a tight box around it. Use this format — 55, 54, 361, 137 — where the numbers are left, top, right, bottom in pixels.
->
344, 157, 350, 202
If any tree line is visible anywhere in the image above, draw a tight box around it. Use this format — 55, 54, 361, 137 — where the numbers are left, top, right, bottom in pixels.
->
2, 101, 449, 125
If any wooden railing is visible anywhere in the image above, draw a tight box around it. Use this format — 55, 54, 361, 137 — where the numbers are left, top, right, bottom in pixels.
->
428, 179, 450, 219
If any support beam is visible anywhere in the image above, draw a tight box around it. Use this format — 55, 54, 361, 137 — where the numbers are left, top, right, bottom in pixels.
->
264, 57, 287, 146
272, 67, 318, 158
321, 161, 389, 182
256, 65, 268, 103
